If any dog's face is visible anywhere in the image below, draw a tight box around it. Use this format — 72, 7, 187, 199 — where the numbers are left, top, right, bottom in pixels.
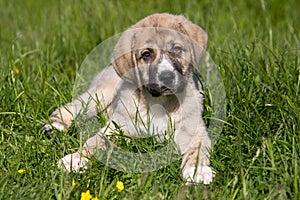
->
133, 28, 195, 97
112, 14, 207, 97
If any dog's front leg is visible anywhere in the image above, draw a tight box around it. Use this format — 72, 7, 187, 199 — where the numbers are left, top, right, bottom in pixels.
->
175, 126, 215, 185
43, 66, 119, 132
58, 129, 107, 172
42, 100, 84, 131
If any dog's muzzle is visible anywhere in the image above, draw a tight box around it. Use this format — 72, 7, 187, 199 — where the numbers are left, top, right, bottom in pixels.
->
145, 70, 176, 97
145, 83, 172, 97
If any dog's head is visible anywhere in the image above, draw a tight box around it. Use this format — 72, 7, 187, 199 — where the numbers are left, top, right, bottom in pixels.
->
112, 13, 207, 97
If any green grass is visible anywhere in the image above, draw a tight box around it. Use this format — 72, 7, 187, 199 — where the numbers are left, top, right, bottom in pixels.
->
0, 0, 299, 199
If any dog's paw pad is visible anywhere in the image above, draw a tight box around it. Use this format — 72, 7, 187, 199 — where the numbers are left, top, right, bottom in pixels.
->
183, 166, 215, 185
57, 152, 88, 173
42, 123, 53, 132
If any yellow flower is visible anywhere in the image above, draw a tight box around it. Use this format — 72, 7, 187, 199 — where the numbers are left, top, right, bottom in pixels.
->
116, 181, 124, 192
91, 197, 99, 200
17, 169, 25, 174
14, 68, 20, 75
80, 190, 92, 200
71, 179, 76, 187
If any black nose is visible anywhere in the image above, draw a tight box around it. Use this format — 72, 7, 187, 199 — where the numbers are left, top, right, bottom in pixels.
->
158, 70, 175, 85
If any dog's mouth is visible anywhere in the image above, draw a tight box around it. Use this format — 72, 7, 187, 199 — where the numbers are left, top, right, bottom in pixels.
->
145, 83, 174, 97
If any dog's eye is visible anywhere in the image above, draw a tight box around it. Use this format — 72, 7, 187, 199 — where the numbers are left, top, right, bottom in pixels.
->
141, 49, 153, 62
171, 46, 184, 55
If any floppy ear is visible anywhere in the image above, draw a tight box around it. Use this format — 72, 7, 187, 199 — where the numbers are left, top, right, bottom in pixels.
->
177, 16, 208, 67
111, 30, 137, 82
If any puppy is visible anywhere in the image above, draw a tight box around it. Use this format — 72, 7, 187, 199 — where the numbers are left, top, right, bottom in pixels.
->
43, 13, 215, 184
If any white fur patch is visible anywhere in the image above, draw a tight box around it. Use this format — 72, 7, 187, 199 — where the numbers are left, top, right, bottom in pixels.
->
57, 152, 88, 173
52, 122, 66, 131
157, 55, 174, 73
182, 166, 215, 185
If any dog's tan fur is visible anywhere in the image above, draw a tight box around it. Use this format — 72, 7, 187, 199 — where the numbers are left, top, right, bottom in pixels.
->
44, 13, 215, 184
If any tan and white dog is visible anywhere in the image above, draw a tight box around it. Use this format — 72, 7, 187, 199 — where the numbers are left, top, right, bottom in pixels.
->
43, 13, 215, 184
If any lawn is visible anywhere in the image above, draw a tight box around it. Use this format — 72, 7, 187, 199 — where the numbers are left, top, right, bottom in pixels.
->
0, 0, 299, 199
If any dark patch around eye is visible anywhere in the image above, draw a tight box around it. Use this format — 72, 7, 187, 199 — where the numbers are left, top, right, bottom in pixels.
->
172, 46, 184, 55
168, 54, 183, 75
140, 48, 154, 62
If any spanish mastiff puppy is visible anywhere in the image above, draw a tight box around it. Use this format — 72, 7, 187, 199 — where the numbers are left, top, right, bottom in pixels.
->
43, 13, 215, 184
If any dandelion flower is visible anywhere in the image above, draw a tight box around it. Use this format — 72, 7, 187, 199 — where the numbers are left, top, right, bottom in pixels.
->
80, 190, 92, 200
71, 179, 76, 187
91, 197, 99, 200
14, 68, 20, 75
17, 169, 25, 174
116, 181, 124, 192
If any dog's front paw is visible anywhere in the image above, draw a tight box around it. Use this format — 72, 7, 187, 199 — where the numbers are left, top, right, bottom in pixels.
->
57, 152, 89, 173
182, 166, 215, 185
42, 122, 66, 132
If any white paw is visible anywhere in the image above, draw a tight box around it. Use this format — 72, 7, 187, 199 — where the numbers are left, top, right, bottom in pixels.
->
51, 122, 66, 131
42, 122, 66, 132
57, 152, 89, 173
182, 166, 215, 185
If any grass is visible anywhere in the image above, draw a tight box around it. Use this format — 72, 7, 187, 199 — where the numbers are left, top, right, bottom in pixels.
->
0, 0, 299, 199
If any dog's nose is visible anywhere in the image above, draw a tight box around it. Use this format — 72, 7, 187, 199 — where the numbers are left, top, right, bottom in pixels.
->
158, 70, 175, 85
